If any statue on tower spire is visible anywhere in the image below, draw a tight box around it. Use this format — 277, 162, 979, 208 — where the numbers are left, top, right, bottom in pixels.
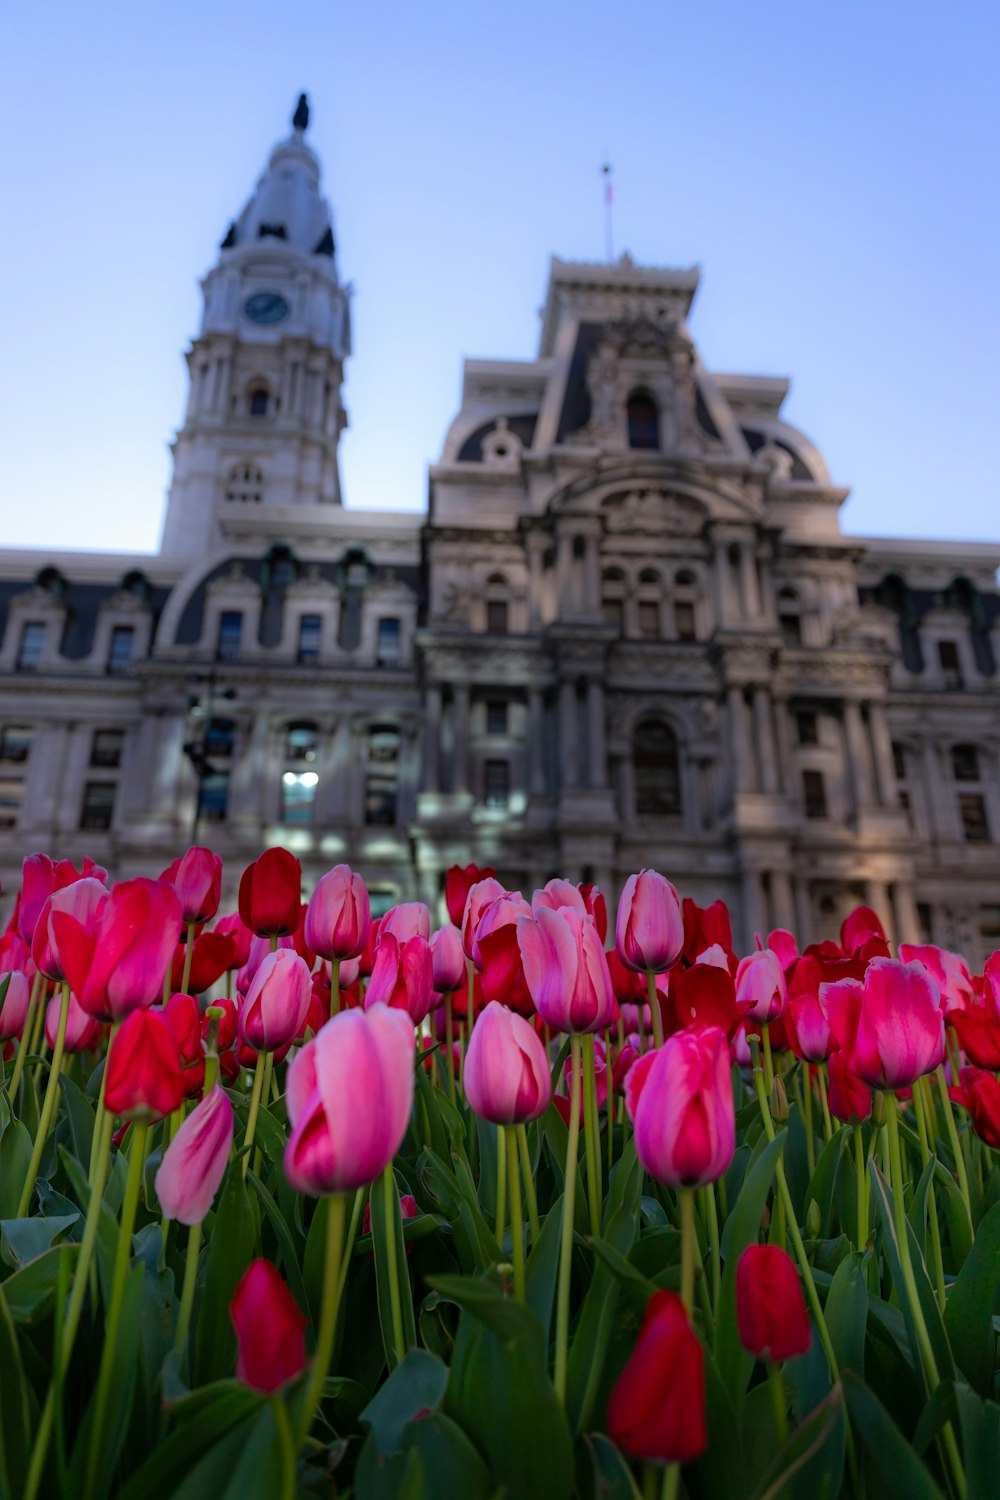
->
293, 93, 309, 132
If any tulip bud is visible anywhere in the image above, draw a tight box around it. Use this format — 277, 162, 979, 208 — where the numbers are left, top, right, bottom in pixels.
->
518, 907, 618, 1035
381, 902, 431, 943
615, 869, 684, 974
45, 991, 100, 1053
805, 1199, 821, 1238
736, 1244, 811, 1361
364, 933, 434, 1026
104, 1008, 185, 1123
238, 847, 302, 937
156, 1085, 234, 1224
445, 863, 496, 930
161, 846, 223, 925
304, 865, 372, 961
950, 1066, 1000, 1148
229, 1260, 307, 1393
49, 877, 183, 1022
463, 1001, 552, 1125
625, 1026, 735, 1188
239, 949, 313, 1052
430, 924, 466, 994
606, 1291, 707, 1463
770, 1074, 789, 1123
735, 948, 787, 1023
0, 971, 31, 1042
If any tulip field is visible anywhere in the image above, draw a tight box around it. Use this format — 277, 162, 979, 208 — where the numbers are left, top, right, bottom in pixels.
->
2, 851, 1000, 1499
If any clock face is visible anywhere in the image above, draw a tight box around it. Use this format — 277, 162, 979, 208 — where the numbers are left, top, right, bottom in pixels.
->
244, 291, 289, 325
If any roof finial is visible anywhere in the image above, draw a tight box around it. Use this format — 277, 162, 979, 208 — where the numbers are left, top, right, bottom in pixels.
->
292, 93, 309, 132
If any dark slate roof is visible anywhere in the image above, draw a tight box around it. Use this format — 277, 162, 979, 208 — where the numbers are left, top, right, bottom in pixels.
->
0, 576, 170, 660
457, 414, 538, 462
741, 427, 814, 482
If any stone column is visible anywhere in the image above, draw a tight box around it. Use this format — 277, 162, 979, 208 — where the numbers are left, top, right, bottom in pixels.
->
555, 533, 574, 618
739, 540, 761, 619
528, 688, 547, 796
583, 535, 601, 616
25, 722, 69, 831
451, 685, 470, 795
921, 741, 956, 838
892, 881, 922, 946
740, 869, 765, 947
867, 701, 897, 807
713, 541, 739, 626
587, 679, 607, 788
423, 686, 442, 793
752, 687, 779, 794
727, 686, 754, 794
758, 554, 777, 627
843, 700, 873, 810
559, 680, 577, 789
865, 880, 894, 946
770, 867, 796, 931
526, 534, 546, 630
320, 718, 351, 823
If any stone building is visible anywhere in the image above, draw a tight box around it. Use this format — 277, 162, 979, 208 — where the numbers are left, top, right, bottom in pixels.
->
2, 99, 999, 958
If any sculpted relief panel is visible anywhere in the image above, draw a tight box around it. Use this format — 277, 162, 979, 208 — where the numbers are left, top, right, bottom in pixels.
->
602, 488, 705, 537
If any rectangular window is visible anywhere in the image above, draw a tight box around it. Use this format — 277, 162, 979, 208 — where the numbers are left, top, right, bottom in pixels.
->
205, 718, 235, 758
803, 769, 828, 819
603, 598, 624, 633
899, 788, 912, 819
17, 622, 46, 671
952, 744, 980, 782
107, 625, 135, 673
796, 712, 818, 747
979, 904, 1000, 943
216, 611, 243, 662
369, 726, 400, 764
674, 601, 696, 641
917, 902, 934, 944
286, 723, 318, 762
638, 602, 660, 639
198, 771, 229, 823
486, 600, 508, 634
484, 759, 510, 808
91, 729, 124, 768
365, 773, 398, 825
892, 740, 907, 779
938, 640, 963, 689
0, 777, 23, 828
281, 770, 318, 824
80, 781, 115, 831
0, 726, 32, 763
297, 614, 322, 663
376, 617, 401, 665
779, 613, 802, 645
486, 699, 508, 736
959, 792, 989, 842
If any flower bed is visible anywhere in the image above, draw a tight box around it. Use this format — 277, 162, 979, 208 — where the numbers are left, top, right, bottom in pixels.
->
0, 848, 998, 1498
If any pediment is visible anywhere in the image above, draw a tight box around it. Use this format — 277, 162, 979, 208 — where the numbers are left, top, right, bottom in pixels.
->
601, 488, 705, 537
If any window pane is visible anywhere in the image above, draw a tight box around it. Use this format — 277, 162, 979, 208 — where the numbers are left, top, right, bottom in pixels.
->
80, 781, 115, 831
108, 626, 134, 673
282, 770, 318, 824
486, 700, 508, 736
892, 741, 907, 779
779, 612, 802, 645
217, 611, 243, 661
0, 777, 23, 827
286, 723, 318, 762
638, 602, 660, 639
369, 726, 400, 764
484, 759, 509, 807
959, 792, 989, 842
365, 773, 397, 825
486, 600, 508, 634
0, 726, 32, 763
198, 772, 229, 822
297, 614, 322, 663
627, 394, 659, 450
91, 729, 124, 768
205, 718, 235, 757
803, 770, 828, 819
17, 622, 45, 671
634, 721, 680, 815
376, 617, 401, 664
674, 602, 696, 640
603, 598, 624, 632
938, 640, 963, 687
951, 744, 979, 782
796, 712, 818, 746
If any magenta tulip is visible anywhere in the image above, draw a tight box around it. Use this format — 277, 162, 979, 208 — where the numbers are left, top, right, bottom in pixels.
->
821, 958, 945, 1090
284, 1006, 415, 1195
160, 846, 223, 925
239, 948, 312, 1052
50, 878, 183, 1022
735, 947, 787, 1023
31, 877, 108, 983
532, 878, 586, 915
461, 877, 507, 963
463, 1001, 552, 1124
625, 1025, 734, 1187
898, 943, 974, 1014
518, 906, 618, 1035
364, 933, 434, 1025
615, 869, 684, 974
156, 1085, 234, 1224
0, 970, 31, 1042
380, 902, 431, 943
430, 924, 466, 993
230, 1260, 307, 1393
45, 991, 100, 1053
304, 864, 371, 961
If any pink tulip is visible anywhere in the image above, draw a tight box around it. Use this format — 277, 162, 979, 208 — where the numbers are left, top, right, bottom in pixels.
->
461, 877, 507, 963
518, 906, 618, 1035
766, 929, 799, 973
615, 870, 684, 974
51, 878, 183, 1021
304, 865, 371, 961
625, 1025, 735, 1187
898, 944, 974, 1014
161, 846, 223, 925
364, 933, 434, 1025
532, 878, 586, 916
239, 948, 312, 1051
284, 1006, 415, 1195
45, 991, 101, 1052
156, 1085, 234, 1224
463, 1001, 552, 1124
735, 948, 787, 1023
32, 877, 108, 983
784, 991, 834, 1063
430, 924, 466, 993
380, 902, 431, 944
0, 970, 31, 1041
821, 958, 945, 1090
18, 852, 107, 947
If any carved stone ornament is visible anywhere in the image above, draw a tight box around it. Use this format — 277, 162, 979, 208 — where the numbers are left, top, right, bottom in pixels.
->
435, 582, 476, 626
602, 489, 705, 537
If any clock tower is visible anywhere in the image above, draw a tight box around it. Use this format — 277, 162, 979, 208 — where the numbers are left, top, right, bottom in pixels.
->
160, 95, 351, 557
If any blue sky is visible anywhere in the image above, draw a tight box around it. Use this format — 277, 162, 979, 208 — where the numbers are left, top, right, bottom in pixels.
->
0, 0, 997, 551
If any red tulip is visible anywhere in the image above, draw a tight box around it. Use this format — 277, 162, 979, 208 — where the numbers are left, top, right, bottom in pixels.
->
625, 1026, 734, 1187
735, 947, 787, 1023
239, 949, 313, 1052
445, 862, 496, 929
362, 1193, 419, 1246
364, 933, 434, 1025
615, 869, 684, 974
32, 877, 107, 983
475, 894, 534, 1016
0, 970, 31, 1041
899, 943, 974, 1014
612, 1042, 640, 1094
104, 1008, 185, 1122
784, 990, 834, 1063
682, 897, 735, 967
238, 847, 301, 937
169, 930, 236, 994
304, 864, 371, 961
821, 958, 944, 1090
156, 1085, 234, 1223
18, 852, 107, 947
284, 1005, 415, 1195
518, 906, 617, 1035
606, 1291, 707, 1464
429, 924, 466, 993
160, 846, 223, 925
463, 1001, 552, 1124
736, 1244, 811, 1361
826, 1050, 872, 1125
212, 911, 254, 970
767, 929, 799, 973
164, 991, 205, 1095
950, 1066, 1000, 1148
666, 963, 742, 1039
51, 878, 183, 1022
950, 1002, 1000, 1069
840, 905, 886, 958
230, 1260, 307, 1393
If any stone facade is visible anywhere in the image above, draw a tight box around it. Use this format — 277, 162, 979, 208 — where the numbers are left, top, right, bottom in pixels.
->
2, 102, 999, 957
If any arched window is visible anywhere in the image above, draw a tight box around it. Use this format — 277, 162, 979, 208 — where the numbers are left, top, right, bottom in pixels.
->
633, 718, 680, 816
485, 574, 510, 634
247, 383, 270, 417
627, 392, 659, 450
225, 464, 264, 504
262, 543, 298, 591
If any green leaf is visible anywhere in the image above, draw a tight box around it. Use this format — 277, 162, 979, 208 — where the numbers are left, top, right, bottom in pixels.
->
0, 1212, 80, 1268
715, 1131, 785, 1408
247, 1170, 314, 1339
3, 1242, 79, 1323
356, 1413, 495, 1500
58, 1073, 95, 1169
194, 1162, 258, 1385
750, 1382, 844, 1500
161, 1402, 286, 1500
693, 1353, 746, 1500
524, 1191, 563, 1343
416, 1148, 498, 1273
944, 1198, 1000, 1396
371, 1165, 418, 1371
583, 1434, 643, 1500
804, 1128, 847, 1240
0, 1279, 32, 1499
115, 1389, 265, 1500
360, 1348, 450, 1455
825, 1251, 868, 1377
67, 1260, 144, 1498
955, 1383, 1000, 1500
842, 1370, 946, 1499
0, 1121, 32, 1219
868, 1159, 954, 1383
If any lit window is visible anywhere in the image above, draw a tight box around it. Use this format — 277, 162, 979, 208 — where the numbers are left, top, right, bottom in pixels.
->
796, 712, 818, 746
17, 622, 45, 671
0, 777, 23, 828
198, 771, 229, 823
297, 615, 322, 663
376, 617, 401, 665
282, 769, 318, 824
286, 722, 318, 762
959, 792, 989, 842
627, 392, 659, 450
365, 773, 397, 825
205, 718, 235, 758
484, 759, 510, 808
0, 726, 32, 763
951, 744, 980, 782
803, 769, 828, 819
486, 700, 508, 736
217, 611, 243, 661
108, 626, 134, 674
938, 640, 963, 688
91, 729, 124, 768
369, 725, 400, 764
80, 782, 115, 831
634, 720, 680, 816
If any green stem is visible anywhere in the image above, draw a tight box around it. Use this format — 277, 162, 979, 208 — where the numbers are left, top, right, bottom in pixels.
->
88, 1022, 118, 1186
853, 1123, 868, 1252
272, 1395, 297, 1500
467, 957, 476, 1030
554, 1034, 582, 1403
174, 1218, 203, 1361
85, 1120, 148, 1498
703, 1181, 722, 1310
383, 1162, 407, 1367
300, 1191, 347, 1441
803, 1066, 816, 1178
661, 1462, 681, 1500
339, 1187, 365, 1298
911, 1082, 946, 1310
645, 968, 664, 1048
679, 1186, 696, 1317
180, 921, 195, 995
506, 1125, 525, 1300
818, 1063, 834, 1140
329, 957, 341, 1021
768, 1361, 789, 1445
7, 970, 42, 1104
17, 984, 71, 1217
582, 1033, 602, 1236
935, 1065, 974, 1235
495, 1121, 507, 1247
606, 1052, 616, 1177
445, 994, 456, 1103
517, 1124, 540, 1244
761, 1025, 775, 1094
242, 1050, 267, 1177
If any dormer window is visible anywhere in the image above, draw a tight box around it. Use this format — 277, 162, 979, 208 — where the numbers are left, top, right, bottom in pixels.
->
627, 392, 659, 450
